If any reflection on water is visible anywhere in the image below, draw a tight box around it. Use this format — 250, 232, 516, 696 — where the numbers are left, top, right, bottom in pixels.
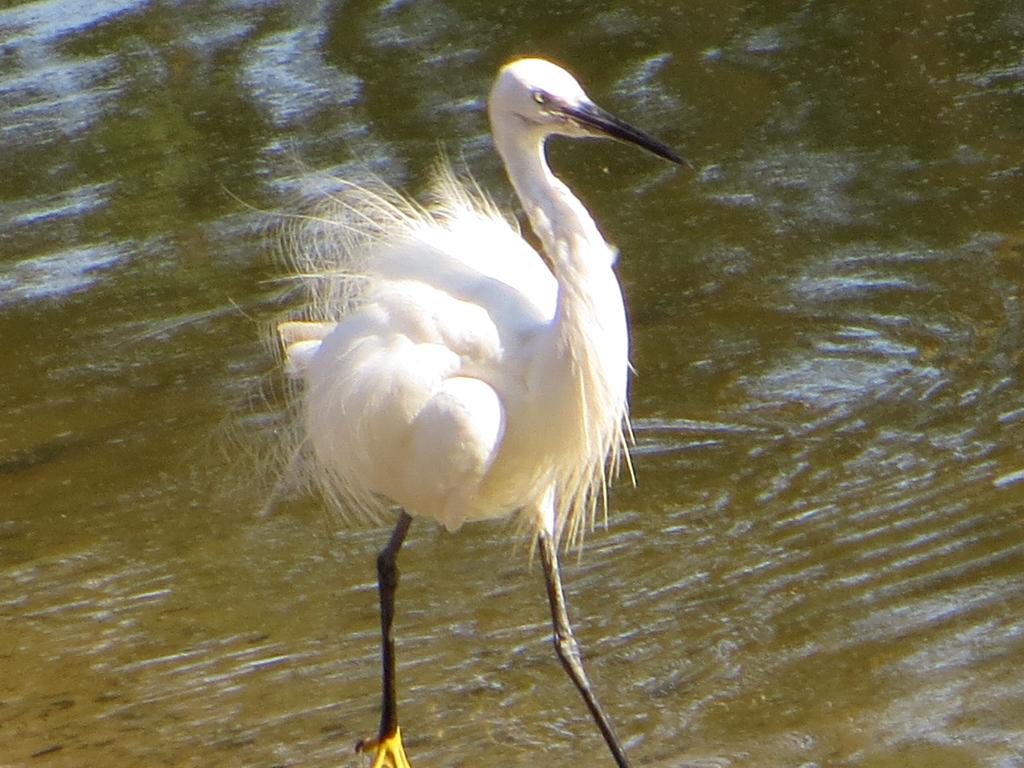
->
1, 1, 1022, 767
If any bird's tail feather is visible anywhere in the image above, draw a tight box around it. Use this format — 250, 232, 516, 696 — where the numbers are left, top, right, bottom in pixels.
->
277, 320, 335, 378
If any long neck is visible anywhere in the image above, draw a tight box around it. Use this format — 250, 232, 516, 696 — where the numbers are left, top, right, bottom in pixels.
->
495, 130, 611, 272
491, 123, 627, 360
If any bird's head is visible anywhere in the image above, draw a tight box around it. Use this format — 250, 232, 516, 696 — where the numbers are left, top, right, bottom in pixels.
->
489, 57, 683, 165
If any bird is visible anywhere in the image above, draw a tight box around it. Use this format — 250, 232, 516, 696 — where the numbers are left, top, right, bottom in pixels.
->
275, 57, 683, 768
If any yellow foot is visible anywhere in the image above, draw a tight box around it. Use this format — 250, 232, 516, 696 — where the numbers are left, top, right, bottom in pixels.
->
356, 726, 412, 768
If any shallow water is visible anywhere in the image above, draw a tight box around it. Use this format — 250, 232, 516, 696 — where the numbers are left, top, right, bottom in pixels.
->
2, 1, 1023, 766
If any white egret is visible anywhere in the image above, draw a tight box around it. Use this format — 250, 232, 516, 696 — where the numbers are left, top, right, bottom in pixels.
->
276, 57, 683, 768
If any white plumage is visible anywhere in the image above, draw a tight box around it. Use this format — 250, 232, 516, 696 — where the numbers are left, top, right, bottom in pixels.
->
273, 58, 682, 768
277, 59, 674, 545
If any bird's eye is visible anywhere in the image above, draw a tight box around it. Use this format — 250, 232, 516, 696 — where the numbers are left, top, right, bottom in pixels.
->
532, 90, 549, 106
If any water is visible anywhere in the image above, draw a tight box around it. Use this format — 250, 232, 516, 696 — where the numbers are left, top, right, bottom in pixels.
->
2, 1, 1023, 766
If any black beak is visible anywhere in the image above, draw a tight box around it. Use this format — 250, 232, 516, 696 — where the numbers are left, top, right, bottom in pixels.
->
563, 100, 686, 166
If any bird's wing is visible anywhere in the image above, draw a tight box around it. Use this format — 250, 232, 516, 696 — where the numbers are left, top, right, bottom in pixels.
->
275, 164, 560, 525
301, 286, 507, 529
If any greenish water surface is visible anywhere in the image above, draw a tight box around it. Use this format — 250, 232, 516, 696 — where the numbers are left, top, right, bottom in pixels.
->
1, 2, 1022, 766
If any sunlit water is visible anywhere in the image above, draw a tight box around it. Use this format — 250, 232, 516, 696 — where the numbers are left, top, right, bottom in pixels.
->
2, 1, 1022, 767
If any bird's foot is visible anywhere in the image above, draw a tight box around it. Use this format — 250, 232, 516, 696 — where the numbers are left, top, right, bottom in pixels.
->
356, 726, 412, 768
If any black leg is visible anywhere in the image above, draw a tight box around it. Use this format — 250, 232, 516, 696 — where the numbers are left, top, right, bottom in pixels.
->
356, 510, 414, 765
377, 511, 413, 741
537, 529, 633, 768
